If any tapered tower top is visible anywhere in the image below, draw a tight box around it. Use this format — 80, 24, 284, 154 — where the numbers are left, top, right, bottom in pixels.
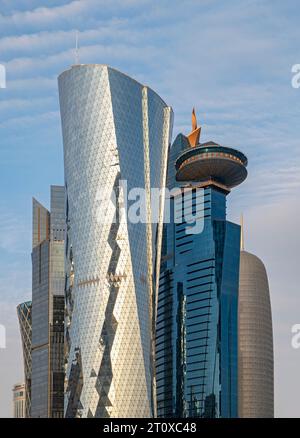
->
175, 108, 248, 191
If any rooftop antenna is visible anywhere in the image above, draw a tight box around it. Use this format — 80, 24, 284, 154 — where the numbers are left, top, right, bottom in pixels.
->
75, 30, 79, 64
240, 213, 245, 251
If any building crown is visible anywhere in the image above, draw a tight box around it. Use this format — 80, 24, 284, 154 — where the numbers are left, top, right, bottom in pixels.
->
187, 108, 201, 147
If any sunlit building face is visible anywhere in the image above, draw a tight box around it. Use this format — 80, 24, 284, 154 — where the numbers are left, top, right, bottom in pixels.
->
58, 64, 173, 418
238, 250, 274, 418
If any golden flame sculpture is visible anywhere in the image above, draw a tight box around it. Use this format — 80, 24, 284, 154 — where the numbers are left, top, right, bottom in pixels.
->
187, 107, 201, 147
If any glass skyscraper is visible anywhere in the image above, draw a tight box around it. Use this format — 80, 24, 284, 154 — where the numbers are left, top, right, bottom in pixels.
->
58, 64, 173, 417
17, 301, 32, 418
31, 186, 65, 418
156, 111, 248, 418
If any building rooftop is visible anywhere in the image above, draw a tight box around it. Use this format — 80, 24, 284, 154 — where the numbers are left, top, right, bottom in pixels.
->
175, 109, 248, 190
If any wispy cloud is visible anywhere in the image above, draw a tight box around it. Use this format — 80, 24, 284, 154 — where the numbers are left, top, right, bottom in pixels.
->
0, 0, 94, 31
0, 0, 151, 34
0, 96, 56, 118
0, 110, 59, 130
0, 0, 300, 418
0, 212, 29, 254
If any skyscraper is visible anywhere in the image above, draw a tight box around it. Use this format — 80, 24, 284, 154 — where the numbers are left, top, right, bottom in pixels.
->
17, 301, 32, 418
12, 383, 26, 418
156, 110, 247, 418
58, 64, 173, 418
238, 231, 274, 417
31, 186, 65, 418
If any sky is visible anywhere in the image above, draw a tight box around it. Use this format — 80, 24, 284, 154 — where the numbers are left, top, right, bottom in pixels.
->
0, 0, 300, 418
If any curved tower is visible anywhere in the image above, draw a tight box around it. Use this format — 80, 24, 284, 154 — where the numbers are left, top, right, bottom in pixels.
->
238, 248, 274, 417
58, 64, 173, 418
156, 110, 247, 418
17, 301, 32, 418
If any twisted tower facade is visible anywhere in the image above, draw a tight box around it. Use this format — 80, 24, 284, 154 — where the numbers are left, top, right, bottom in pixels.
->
58, 65, 173, 417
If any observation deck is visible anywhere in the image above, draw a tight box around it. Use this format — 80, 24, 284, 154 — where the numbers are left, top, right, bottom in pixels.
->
175, 109, 248, 190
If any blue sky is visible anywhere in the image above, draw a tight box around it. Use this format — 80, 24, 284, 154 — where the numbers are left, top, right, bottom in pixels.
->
0, 0, 300, 417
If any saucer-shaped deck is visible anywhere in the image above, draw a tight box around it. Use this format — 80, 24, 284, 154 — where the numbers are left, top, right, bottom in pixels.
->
175, 142, 248, 189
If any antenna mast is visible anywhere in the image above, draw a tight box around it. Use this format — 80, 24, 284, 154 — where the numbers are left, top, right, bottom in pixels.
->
240, 213, 245, 251
75, 30, 79, 64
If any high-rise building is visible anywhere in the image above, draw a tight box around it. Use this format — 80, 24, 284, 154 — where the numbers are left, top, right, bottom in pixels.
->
156, 110, 248, 418
13, 383, 26, 418
30, 186, 65, 418
238, 229, 274, 417
58, 64, 173, 418
17, 301, 32, 418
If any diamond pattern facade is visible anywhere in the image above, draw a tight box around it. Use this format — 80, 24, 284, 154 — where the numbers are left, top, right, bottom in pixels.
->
58, 65, 173, 417
17, 301, 32, 418
238, 251, 274, 417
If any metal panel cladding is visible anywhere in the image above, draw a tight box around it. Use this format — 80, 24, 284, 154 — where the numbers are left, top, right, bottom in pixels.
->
17, 301, 32, 418
238, 251, 274, 418
58, 64, 173, 418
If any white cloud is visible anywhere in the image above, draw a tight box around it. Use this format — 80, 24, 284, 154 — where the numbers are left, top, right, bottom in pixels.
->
0, 96, 55, 114
7, 76, 56, 92
0, 213, 28, 254
0, 21, 142, 55
0, 0, 150, 33
0, 1, 91, 28
0, 0, 300, 418
0, 110, 59, 130
4, 41, 163, 80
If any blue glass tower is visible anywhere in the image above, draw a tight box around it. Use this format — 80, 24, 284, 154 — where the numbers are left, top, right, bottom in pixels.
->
156, 110, 248, 418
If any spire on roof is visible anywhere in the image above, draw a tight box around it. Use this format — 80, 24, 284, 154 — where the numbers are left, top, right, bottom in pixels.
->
187, 107, 201, 147
241, 213, 245, 251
